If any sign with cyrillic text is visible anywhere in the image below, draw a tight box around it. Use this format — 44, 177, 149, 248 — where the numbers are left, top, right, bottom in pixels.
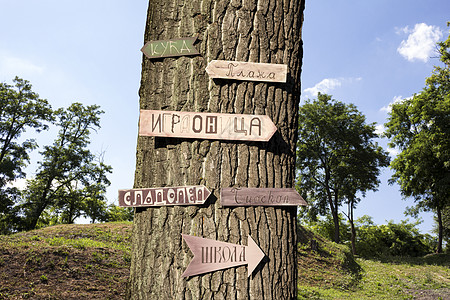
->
139, 110, 277, 142
205, 60, 287, 83
182, 234, 265, 278
220, 187, 307, 207
118, 186, 211, 207
141, 37, 199, 59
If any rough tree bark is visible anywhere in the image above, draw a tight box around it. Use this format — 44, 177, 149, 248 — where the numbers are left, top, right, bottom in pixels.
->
127, 0, 305, 299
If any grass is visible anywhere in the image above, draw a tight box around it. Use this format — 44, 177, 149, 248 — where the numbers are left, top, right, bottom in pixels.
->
297, 225, 450, 299
0, 222, 132, 299
299, 257, 449, 299
0, 221, 448, 299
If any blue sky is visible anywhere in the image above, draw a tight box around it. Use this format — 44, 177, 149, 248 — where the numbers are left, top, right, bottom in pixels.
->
1, 1, 448, 233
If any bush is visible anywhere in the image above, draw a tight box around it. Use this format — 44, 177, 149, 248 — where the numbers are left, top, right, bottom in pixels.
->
355, 217, 433, 257
299, 214, 434, 257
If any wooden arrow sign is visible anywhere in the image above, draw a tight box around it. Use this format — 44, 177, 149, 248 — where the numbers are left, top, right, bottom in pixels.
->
139, 110, 277, 142
141, 37, 199, 59
220, 187, 307, 207
118, 186, 211, 207
182, 234, 265, 278
205, 60, 288, 83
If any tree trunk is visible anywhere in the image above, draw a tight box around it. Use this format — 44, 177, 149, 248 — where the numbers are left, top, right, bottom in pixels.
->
348, 200, 356, 255
127, 0, 305, 299
332, 208, 340, 244
329, 190, 340, 243
437, 206, 443, 254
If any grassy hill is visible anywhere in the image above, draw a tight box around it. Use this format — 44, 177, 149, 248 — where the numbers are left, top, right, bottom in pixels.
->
0, 222, 448, 299
0, 223, 131, 299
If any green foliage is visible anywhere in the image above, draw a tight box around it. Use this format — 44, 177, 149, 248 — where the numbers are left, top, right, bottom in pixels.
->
105, 204, 134, 222
0, 77, 53, 185
0, 78, 116, 233
296, 94, 390, 243
0, 77, 53, 233
302, 215, 434, 257
300, 213, 351, 244
355, 216, 433, 257
18, 103, 112, 230
384, 26, 450, 252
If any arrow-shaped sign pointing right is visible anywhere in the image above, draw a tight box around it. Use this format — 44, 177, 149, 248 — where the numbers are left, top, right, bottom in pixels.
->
182, 234, 265, 278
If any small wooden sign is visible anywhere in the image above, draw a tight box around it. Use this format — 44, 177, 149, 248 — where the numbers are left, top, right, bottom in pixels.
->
205, 60, 288, 83
118, 186, 211, 207
182, 234, 265, 278
220, 187, 307, 207
141, 37, 199, 59
139, 110, 277, 142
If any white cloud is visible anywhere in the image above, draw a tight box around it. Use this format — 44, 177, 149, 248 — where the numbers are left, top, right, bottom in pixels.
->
395, 26, 410, 35
380, 95, 405, 113
303, 77, 362, 97
375, 124, 385, 136
397, 23, 443, 62
0, 52, 44, 78
5, 178, 28, 190
387, 147, 400, 157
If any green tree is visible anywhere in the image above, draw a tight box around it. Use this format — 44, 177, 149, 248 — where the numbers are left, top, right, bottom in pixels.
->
20, 103, 112, 230
384, 26, 450, 253
296, 94, 389, 246
0, 77, 53, 232
105, 205, 133, 222
300, 213, 351, 243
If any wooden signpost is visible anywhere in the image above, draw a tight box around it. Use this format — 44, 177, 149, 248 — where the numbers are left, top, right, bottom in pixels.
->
220, 187, 307, 207
141, 37, 199, 59
139, 110, 277, 142
205, 60, 288, 83
182, 234, 265, 278
118, 186, 211, 207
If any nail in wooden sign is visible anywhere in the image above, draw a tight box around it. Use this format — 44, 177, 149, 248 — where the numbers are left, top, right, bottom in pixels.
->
220, 187, 307, 207
205, 60, 288, 83
139, 110, 277, 142
182, 234, 265, 278
118, 186, 211, 207
141, 37, 199, 59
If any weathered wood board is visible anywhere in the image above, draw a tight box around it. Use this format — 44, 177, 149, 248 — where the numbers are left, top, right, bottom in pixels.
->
139, 110, 277, 142
220, 187, 307, 207
141, 37, 199, 59
118, 186, 210, 207
205, 60, 288, 83
182, 234, 265, 278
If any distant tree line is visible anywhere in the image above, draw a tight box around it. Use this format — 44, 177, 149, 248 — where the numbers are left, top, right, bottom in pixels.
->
296, 25, 449, 254
0, 77, 132, 234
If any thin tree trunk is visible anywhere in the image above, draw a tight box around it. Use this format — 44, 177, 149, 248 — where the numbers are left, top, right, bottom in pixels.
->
127, 1, 304, 299
332, 208, 340, 244
325, 175, 340, 243
329, 190, 340, 243
348, 200, 356, 255
437, 206, 443, 254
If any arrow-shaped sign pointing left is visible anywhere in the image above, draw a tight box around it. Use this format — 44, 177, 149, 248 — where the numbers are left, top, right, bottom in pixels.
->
181, 234, 265, 278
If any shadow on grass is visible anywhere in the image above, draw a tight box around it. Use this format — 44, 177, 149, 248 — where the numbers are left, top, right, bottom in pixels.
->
298, 225, 363, 283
